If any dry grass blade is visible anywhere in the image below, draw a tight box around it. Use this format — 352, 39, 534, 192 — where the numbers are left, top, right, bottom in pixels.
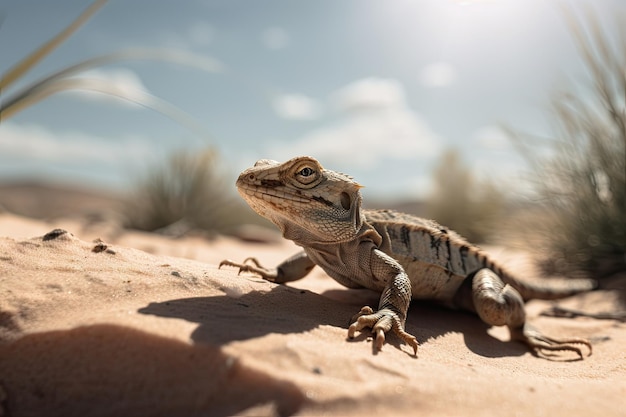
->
0, 0, 221, 128
0, 74, 211, 137
0, 49, 223, 121
0, 0, 107, 90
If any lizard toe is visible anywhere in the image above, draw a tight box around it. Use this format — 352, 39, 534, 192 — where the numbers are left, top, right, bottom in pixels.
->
242, 257, 263, 267
217, 259, 278, 281
374, 328, 386, 351
348, 308, 382, 339
393, 327, 419, 356
349, 306, 375, 324
348, 307, 419, 355
515, 325, 592, 360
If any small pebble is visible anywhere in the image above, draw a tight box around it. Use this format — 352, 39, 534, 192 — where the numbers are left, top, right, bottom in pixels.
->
92, 243, 108, 253
42, 229, 69, 241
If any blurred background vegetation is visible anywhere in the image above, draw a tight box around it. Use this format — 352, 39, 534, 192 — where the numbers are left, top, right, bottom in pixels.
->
424, 148, 505, 243
0, 1, 624, 279
507, 10, 625, 278
121, 148, 264, 238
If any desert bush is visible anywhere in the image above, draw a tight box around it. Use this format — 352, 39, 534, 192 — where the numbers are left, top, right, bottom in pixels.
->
509, 10, 626, 277
425, 148, 505, 243
123, 149, 238, 235
122, 148, 261, 236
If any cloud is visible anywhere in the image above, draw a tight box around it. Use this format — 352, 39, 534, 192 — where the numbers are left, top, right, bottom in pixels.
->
472, 125, 511, 149
269, 78, 442, 168
0, 122, 152, 164
333, 78, 407, 112
419, 62, 458, 88
158, 21, 214, 50
261, 27, 290, 50
273, 94, 321, 120
67, 67, 150, 108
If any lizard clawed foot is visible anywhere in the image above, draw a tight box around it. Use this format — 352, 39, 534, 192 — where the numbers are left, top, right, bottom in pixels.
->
218, 257, 277, 281
348, 306, 419, 355
513, 324, 592, 360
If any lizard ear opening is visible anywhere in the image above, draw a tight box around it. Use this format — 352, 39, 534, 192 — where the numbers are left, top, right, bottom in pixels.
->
340, 192, 351, 210
350, 192, 364, 231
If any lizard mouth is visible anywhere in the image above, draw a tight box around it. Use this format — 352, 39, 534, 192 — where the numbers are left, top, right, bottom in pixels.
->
236, 182, 311, 206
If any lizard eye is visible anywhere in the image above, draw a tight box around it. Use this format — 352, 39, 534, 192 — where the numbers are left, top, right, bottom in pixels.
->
298, 167, 314, 177
288, 158, 323, 188
295, 166, 319, 186
294, 164, 319, 184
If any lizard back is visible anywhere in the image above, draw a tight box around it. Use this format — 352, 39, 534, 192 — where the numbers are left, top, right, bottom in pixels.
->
365, 209, 494, 301
364, 209, 596, 301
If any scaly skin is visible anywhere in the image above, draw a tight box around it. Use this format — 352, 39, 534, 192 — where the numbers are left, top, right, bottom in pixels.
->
220, 156, 595, 359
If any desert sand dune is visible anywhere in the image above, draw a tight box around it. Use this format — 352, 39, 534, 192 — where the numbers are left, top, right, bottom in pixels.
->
0, 213, 624, 416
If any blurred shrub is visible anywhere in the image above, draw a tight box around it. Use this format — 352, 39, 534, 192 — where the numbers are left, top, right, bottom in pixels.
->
509, 10, 626, 277
426, 148, 505, 243
123, 148, 261, 237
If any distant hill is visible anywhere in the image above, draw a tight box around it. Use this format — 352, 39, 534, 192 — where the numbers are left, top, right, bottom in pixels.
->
0, 181, 122, 220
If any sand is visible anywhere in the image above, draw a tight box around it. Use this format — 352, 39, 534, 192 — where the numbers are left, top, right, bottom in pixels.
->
0, 212, 625, 417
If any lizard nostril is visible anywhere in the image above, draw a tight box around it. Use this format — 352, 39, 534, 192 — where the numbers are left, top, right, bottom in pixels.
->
247, 174, 255, 181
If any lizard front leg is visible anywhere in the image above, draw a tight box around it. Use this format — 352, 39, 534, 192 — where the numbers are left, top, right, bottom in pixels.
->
468, 268, 592, 360
348, 250, 419, 355
219, 251, 316, 283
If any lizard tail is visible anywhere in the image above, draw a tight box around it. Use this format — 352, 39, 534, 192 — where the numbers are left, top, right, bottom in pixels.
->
481, 257, 598, 301
501, 273, 597, 301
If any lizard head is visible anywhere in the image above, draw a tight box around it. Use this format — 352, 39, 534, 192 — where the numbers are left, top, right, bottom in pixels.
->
235, 156, 365, 244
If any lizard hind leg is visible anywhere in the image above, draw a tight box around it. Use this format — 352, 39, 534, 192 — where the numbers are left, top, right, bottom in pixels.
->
470, 268, 592, 360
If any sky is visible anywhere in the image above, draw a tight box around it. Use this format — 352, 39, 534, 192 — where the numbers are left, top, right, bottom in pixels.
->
0, 0, 624, 201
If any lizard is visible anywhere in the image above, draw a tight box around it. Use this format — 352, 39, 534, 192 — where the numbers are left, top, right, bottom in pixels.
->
220, 156, 596, 359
